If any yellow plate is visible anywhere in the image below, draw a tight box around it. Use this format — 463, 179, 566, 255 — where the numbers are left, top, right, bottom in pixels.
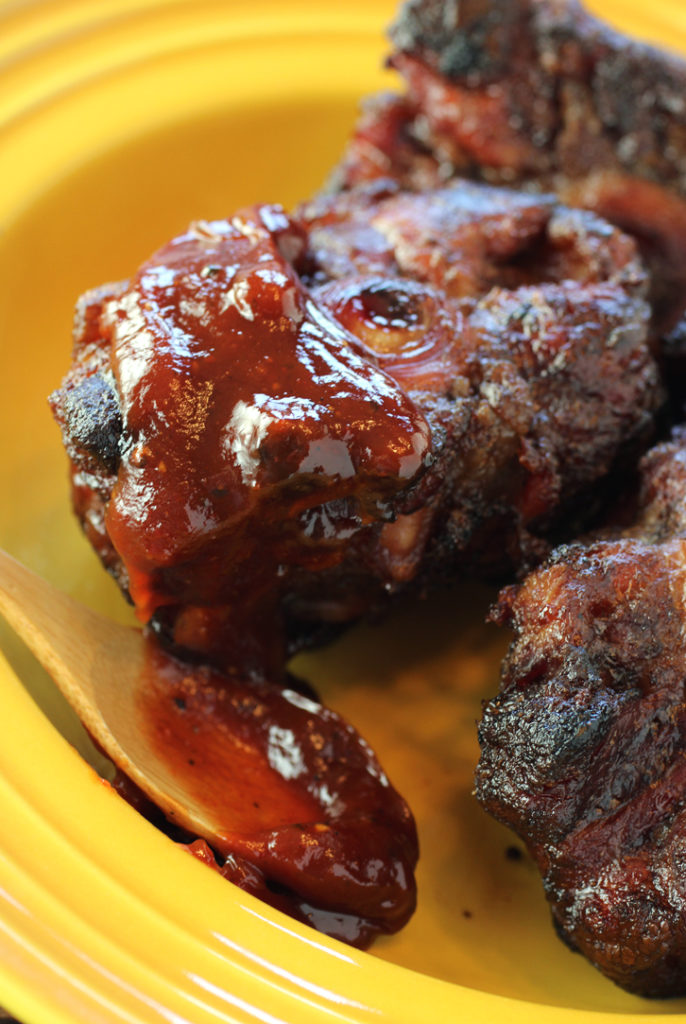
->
1, 1, 686, 1021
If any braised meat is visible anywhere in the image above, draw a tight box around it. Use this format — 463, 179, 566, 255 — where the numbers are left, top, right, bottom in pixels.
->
51, 182, 659, 671
477, 427, 686, 997
334, 0, 686, 340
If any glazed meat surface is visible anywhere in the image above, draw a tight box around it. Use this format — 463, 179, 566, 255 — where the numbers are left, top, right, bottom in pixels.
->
477, 428, 686, 997
334, 0, 686, 344
50, 181, 659, 671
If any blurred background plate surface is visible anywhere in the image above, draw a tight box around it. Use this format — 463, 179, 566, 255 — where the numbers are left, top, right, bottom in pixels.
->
2, 1, 686, 1021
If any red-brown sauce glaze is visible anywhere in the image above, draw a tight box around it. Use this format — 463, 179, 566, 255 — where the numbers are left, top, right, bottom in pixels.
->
102, 206, 432, 675
118, 638, 417, 948
313, 276, 469, 394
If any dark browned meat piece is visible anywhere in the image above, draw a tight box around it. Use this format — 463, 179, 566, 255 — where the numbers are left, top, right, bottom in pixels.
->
301, 180, 659, 584
477, 427, 686, 997
334, 0, 686, 338
51, 183, 659, 671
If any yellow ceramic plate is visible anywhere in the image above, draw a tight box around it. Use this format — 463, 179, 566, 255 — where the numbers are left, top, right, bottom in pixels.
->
2, 1, 686, 1021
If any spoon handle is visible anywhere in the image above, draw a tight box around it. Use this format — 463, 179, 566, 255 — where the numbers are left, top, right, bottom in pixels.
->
0, 548, 144, 757
0, 550, 227, 837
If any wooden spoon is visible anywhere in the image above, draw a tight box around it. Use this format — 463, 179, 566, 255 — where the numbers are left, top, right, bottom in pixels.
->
0, 548, 334, 847
0, 547, 215, 832
0, 548, 420, 937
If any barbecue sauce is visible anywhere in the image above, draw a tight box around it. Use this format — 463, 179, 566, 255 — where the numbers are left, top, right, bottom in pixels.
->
101, 205, 430, 671
113, 638, 418, 948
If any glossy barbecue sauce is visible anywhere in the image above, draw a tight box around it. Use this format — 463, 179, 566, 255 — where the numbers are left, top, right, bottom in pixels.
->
99, 205, 429, 945
103, 205, 431, 674
129, 641, 418, 947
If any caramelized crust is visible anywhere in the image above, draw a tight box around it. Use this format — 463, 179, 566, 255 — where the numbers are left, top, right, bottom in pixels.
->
303, 182, 658, 582
335, 0, 686, 337
477, 429, 686, 996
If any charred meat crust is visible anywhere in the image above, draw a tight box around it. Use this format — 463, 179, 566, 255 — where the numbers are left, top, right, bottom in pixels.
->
389, 0, 686, 190
56, 373, 122, 472
49, 283, 130, 594
335, 0, 686, 338
477, 428, 686, 997
388, 0, 686, 189
49, 283, 127, 474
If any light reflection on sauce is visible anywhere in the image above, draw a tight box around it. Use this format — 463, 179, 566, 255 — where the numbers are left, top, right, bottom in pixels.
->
133, 637, 418, 948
